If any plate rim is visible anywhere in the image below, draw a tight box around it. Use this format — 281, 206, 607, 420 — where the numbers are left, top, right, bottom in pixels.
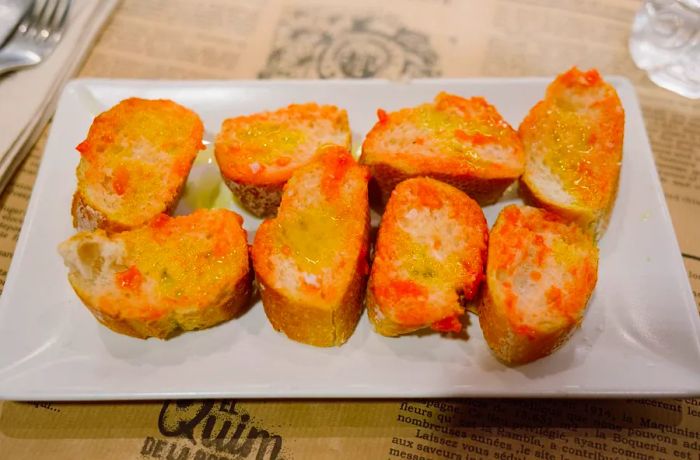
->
1, 76, 698, 400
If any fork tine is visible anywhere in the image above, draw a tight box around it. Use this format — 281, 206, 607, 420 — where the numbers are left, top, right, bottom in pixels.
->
52, 0, 71, 32
43, 0, 61, 31
38, 0, 58, 31
26, 0, 50, 35
15, 0, 37, 33
0, 0, 69, 74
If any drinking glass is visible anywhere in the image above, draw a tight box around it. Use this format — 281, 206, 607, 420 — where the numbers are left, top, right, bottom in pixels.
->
629, 0, 700, 98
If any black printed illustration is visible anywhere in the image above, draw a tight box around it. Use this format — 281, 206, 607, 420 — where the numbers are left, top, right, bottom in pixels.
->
259, 9, 441, 79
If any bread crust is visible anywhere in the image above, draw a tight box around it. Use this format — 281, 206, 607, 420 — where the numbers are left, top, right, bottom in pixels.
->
257, 215, 369, 347
70, 269, 252, 339
366, 286, 415, 337
71, 191, 108, 232
519, 67, 624, 238
71, 175, 187, 232
366, 177, 488, 336
60, 209, 252, 339
479, 281, 591, 365
215, 103, 351, 218
478, 205, 598, 365
74, 98, 202, 232
361, 92, 524, 208
222, 177, 284, 218
518, 177, 619, 238
252, 146, 370, 347
368, 162, 515, 209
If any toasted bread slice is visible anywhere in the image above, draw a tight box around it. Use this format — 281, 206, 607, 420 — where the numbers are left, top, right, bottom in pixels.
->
252, 145, 370, 347
519, 67, 624, 237
215, 103, 351, 217
360, 92, 524, 207
366, 177, 488, 336
59, 209, 251, 339
479, 205, 598, 365
73, 98, 204, 232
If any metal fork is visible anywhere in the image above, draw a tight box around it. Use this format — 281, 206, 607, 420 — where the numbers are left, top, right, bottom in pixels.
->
0, 0, 71, 77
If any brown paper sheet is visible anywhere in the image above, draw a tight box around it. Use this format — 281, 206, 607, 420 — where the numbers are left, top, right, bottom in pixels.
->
2, 399, 700, 459
1, 0, 699, 458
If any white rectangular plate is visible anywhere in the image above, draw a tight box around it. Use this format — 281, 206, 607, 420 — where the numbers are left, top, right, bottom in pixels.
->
1, 78, 698, 400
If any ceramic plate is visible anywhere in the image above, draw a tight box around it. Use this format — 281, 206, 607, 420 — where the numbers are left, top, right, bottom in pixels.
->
0, 78, 698, 400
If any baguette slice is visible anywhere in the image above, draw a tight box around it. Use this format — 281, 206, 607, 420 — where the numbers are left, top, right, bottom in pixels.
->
360, 92, 524, 207
215, 103, 351, 217
367, 177, 488, 336
480, 205, 598, 365
59, 209, 251, 339
519, 67, 624, 238
73, 98, 204, 232
252, 145, 370, 347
